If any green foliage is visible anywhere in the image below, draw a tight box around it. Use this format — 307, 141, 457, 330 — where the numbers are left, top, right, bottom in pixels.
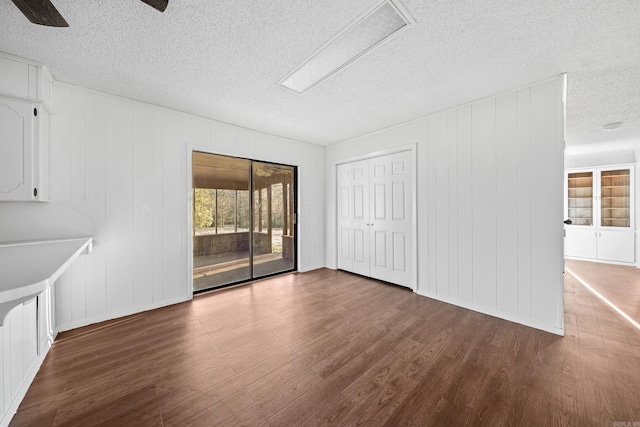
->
194, 189, 215, 228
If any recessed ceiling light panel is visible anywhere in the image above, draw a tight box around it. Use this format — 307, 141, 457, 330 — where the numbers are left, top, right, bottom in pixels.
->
277, 0, 415, 94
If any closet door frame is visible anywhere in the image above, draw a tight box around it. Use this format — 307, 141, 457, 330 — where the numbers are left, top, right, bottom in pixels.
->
335, 143, 418, 291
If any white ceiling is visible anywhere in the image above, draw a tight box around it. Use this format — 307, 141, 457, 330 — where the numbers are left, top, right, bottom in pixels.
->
1, 0, 639, 147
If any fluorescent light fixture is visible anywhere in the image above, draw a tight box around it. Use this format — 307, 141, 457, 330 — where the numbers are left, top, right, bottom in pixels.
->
602, 122, 624, 131
277, 0, 415, 94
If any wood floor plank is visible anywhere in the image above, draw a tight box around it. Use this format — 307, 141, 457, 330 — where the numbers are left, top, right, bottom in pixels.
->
9, 264, 640, 426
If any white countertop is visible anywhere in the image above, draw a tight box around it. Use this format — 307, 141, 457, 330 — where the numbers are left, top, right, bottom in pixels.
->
0, 237, 92, 303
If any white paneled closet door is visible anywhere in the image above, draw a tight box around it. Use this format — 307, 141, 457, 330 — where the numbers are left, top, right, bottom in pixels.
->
337, 150, 414, 289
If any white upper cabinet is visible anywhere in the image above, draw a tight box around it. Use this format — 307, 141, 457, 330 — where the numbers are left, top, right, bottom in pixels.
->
0, 53, 53, 109
0, 53, 51, 201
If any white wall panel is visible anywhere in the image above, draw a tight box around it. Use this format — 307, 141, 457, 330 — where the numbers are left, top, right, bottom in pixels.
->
496, 92, 519, 317
105, 97, 134, 314
84, 92, 107, 319
49, 84, 72, 204
326, 77, 564, 335
426, 118, 438, 295
0, 297, 51, 426
69, 88, 88, 322
435, 113, 449, 297
0, 327, 3, 415
51, 85, 74, 326
447, 110, 459, 301
161, 112, 182, 302
151, 108, 165, 304
47, 83, 325, 332
471, 98, 497, 311
133, 103, 154, 307
516, 89, 533, 318
530, 79, 564, 327
456, 106, 474, 305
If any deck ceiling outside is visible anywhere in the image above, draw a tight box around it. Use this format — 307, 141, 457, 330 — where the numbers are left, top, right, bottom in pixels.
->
193, 153, 294, 191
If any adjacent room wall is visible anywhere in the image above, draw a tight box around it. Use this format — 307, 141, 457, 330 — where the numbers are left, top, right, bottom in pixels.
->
326, 77, 565, 335
50, 82, 326, 332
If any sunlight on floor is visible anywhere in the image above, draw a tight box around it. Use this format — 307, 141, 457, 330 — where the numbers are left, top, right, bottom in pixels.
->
566, 266, 640, 331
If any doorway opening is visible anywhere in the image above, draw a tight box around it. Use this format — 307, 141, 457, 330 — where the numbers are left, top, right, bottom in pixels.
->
192, 152, 297, 292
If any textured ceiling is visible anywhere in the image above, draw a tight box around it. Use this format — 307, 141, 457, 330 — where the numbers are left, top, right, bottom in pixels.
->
1, 0, 639, 147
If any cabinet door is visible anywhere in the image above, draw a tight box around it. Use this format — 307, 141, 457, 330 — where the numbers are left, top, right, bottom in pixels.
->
597, 230, 635, 263
599, 168, 632, 228
564, 227, 597, 259
566, 171, 593, 226
0, 98, 36, 200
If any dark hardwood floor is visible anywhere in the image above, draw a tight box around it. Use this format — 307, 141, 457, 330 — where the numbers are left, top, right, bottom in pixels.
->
11, 263, 640, 426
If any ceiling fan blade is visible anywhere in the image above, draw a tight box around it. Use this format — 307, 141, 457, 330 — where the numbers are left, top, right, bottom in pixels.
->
10, 0, 68, 27
140, 0, 168, 12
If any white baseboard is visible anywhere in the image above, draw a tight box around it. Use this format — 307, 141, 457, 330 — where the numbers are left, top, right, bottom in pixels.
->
415, 289, 565, 336
56, 296, 190, 333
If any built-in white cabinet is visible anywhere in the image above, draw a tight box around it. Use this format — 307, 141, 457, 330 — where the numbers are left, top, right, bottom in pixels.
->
337, 149, 416, 289
564, 165, 635, 264
0, 98, 49, 201
0, 53, 51, 202
0, 53, 53, 108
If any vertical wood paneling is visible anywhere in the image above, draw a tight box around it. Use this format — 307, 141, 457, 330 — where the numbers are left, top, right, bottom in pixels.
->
447, 110, 459, 300
2, 316, 9, 412
456, 106, 473, 304
55, 271, 72, 327
516, 88, 532, 319
426, 117, 438, 295
162, 112, 182, 301
70, 259, 86, 321
50, 84, 72, 204
70, 88, 86, 211
188, 115, 205, 147
221, 123, 238, 156
237, 128, 250, 158
496, 92, 519, 316
151, 108, 164, 303
435, 114, 449, 296
8, 307, 22, 397
412, 119, 428, 291
133, 103, 154, 307
85, 93, 107, 319
0, 327, 3, 415
0, 301, 41, 425
471, 99, 497, 311
23, 298, 37, 374
530, 80, 562, 327
50, 85, 74, 324
68, 88, 88, 322
209, 119, 223, 151
105, 97, 134, 312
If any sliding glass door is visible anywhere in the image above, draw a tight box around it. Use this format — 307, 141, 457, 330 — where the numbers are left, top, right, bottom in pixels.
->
252, 161, 296, 278
192, 152, 296, 292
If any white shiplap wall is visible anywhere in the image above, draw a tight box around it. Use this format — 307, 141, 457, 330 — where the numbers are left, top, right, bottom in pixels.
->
51, 83, 326, 332
0, 300, 37, 426
326, 77, 565, 335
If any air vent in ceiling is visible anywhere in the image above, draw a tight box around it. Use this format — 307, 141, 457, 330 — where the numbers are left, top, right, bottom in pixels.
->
277, 0, 414, 95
